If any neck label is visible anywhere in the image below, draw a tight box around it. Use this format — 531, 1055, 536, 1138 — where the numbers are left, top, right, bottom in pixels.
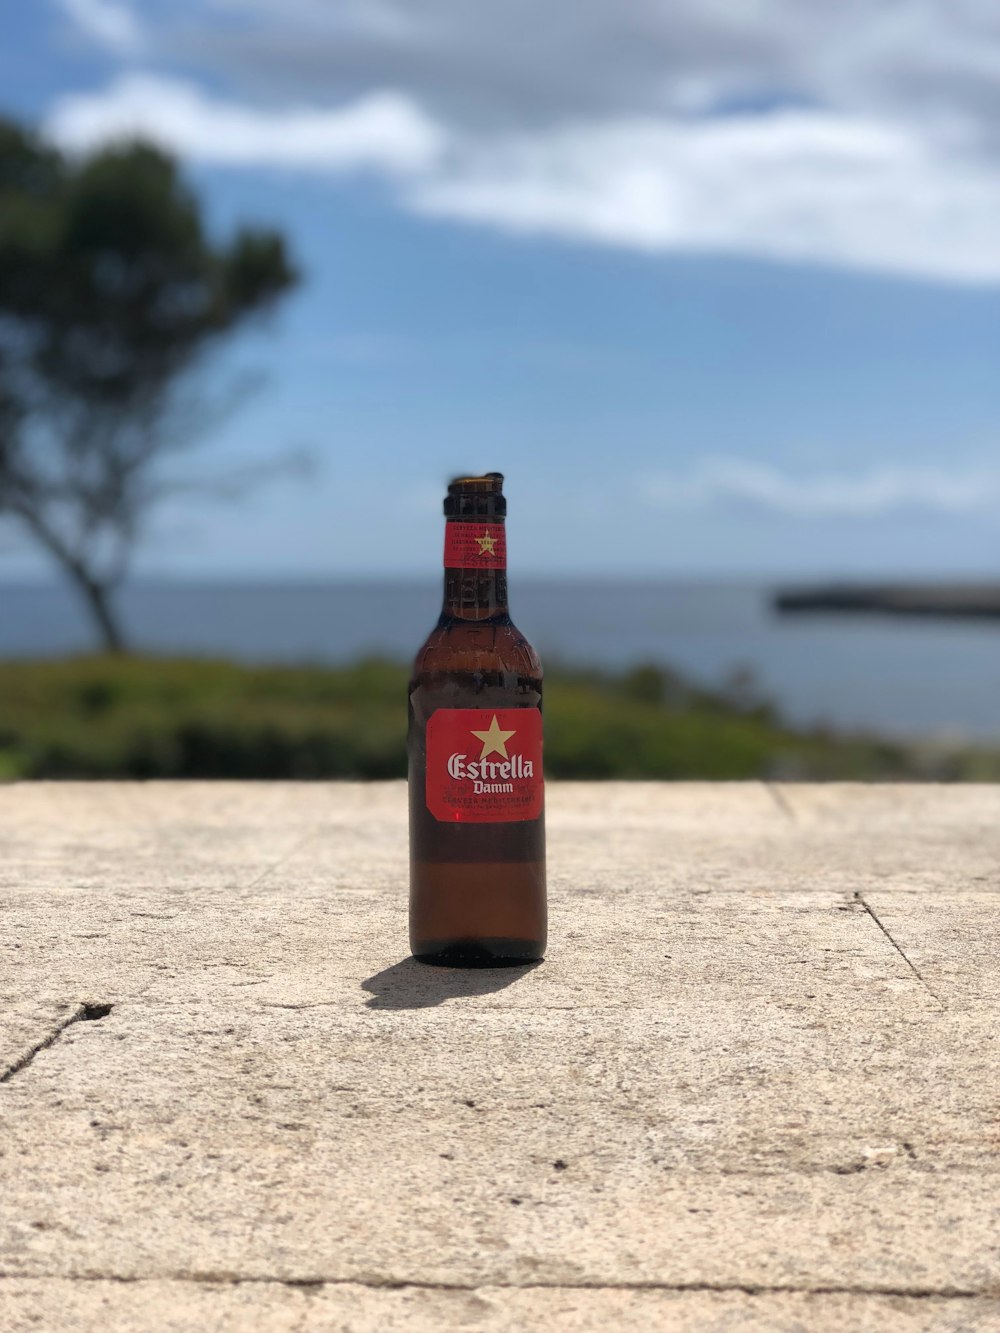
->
426, 707, 543, 823
444, 522, 507, 569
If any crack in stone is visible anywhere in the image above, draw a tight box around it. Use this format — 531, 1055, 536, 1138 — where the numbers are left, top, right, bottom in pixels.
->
853, 891, 944, 1006
0, 1275, 988, 1300
0, 1003, 112, 1085
243, 828, 324, 893
765, 783, 797, 822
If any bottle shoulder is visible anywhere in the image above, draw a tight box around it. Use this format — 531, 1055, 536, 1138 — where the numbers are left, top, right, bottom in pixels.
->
412, 615, 542, 682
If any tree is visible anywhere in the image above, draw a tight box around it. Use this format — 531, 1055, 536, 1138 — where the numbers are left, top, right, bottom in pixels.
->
0, 119, 297, 651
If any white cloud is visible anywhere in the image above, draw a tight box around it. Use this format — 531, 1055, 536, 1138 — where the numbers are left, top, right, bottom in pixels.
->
46, 74, 445, 175
149, 2, 1000, 136
46, 75, 1000, 283
410, 108, 1000, 283
641, 459, 1000, 516
40, 2, 1000, 283
57, 0, 143, 56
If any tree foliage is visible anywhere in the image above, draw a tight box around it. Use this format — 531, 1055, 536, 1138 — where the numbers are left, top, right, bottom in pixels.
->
0, 119, 297, 649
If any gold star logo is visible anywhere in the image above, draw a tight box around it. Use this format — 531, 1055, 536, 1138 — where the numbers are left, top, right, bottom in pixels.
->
471, 714, 517, 760
476, 532, 497, 554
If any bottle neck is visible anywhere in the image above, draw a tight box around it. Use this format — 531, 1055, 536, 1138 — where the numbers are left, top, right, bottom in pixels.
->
441, 518, 509, 620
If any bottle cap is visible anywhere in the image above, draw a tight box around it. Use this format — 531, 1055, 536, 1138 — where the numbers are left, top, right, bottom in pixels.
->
444, 472, 506, 518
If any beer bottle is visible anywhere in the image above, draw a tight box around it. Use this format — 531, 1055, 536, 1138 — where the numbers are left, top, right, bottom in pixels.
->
408, 473, 546, 966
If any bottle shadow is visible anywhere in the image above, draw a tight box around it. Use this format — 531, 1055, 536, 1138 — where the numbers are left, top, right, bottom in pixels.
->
361, 956, 540, 1010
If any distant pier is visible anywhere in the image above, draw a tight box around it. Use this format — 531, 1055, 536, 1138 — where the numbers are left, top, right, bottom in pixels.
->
774, 583, 1000, 620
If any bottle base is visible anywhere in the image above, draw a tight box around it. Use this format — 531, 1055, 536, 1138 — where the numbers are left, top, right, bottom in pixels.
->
412, 938, 544, 968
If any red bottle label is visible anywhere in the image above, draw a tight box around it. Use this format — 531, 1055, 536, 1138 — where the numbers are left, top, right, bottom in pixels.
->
425, 708, 543, 823
444, 522, 507, 569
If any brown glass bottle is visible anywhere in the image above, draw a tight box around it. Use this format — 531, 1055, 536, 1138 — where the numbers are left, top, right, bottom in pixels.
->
408, 473, 546, 966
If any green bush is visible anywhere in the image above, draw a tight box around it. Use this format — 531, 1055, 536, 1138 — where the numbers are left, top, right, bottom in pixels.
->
0, 656, 993, 781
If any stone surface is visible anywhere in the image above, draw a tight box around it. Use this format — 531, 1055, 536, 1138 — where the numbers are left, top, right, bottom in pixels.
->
0, 783, 997, 1331
1, 1282, 998, 1333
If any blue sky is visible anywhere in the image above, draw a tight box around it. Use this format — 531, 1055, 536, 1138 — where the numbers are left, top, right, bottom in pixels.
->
4, 1, 1000, 577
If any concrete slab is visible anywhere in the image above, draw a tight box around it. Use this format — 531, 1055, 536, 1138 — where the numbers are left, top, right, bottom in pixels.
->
0, 784, 996, 1329
3, 887, 937, 1011
772, 784, 1000, 894
864, 893, 1000, 1006
1, 1281, 997, 1333
0, 1000, 83, 1084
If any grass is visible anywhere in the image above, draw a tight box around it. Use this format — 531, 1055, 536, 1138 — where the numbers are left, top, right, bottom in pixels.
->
0, 655, 994, 781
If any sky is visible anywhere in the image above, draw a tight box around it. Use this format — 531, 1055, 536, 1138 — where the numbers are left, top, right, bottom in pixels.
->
3, 0, 1000, 578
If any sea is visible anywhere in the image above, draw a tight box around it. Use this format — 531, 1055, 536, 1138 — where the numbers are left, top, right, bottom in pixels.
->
1, 579, 997, 740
